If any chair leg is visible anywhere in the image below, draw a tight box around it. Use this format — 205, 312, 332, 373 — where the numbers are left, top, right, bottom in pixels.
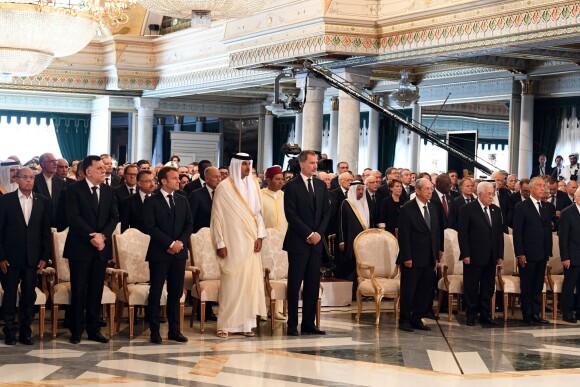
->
39, 305, 45, 340
375, 295, 383, 326
180, 302, 184, 332
448, 293, 453, 322
553, 293, 558, 321
270, 299, 276, 333
316, 298, 321, 328
541, 292, 546, 320
503, 293, 508, 321
491, 293, 496, 320
109, 304, 115, 338
102, 304, 107, 322
115, 301, 123, 333
52, 305, 59, 339
283, 300, 287, 316
190, 297, 199, 328
200, 301, 206, 333
355, 289, 363, 323
435, 290, 443, 317
128, 305, 134, 339
394, 297, 400, 321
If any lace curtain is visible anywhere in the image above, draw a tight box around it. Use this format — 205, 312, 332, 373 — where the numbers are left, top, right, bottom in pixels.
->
553, 106, 580, 163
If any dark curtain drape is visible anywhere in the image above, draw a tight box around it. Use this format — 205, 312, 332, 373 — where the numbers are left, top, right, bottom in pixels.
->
0, 110, 90, 162
378, 109, 411, 171
533, 98, 580, 164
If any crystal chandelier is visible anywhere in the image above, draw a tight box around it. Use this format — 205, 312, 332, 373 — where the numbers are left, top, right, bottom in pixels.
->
0, 0, 137, 83
139, 0, 269, 27
390, 70, 420, 108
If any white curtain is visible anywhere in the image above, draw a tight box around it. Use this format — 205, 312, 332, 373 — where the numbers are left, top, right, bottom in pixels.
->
0, 116, 62, 162
393, 125, 413, 168
358, 118, 369, 173
553, 107, 580, 165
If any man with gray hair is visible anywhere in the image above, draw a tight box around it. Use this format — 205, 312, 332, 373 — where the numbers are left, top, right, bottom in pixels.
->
365, 174, 380, 228
558, 188, 580, 323
458, 181, 504, 326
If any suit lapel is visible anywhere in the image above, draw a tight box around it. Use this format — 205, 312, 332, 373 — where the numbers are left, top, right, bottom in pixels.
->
298, 178, 315, 213
11, 192, 27, 227
476, 204, 491, 229
413, 199, 430, 231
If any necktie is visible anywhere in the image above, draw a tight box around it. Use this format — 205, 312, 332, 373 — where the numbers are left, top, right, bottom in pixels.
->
129, 188, 134, 195
91, 186, 99, 211
540, 166, 544, 176
550, 195, 556, 205
307, 178, 315, 205
371, 194, 376, 206
484, 206, 492, 227
105, 177, 110, 186
537, 201, 542, 216
168, 194, 175, 210
423, 205, 431, 230
441, 195, 449, 217
406, 186, 410, 196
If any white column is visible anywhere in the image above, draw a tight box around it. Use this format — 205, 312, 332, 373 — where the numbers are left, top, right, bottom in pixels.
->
196, 117, 205, 132
294, 113, 303, 147
367, 95, 380, 170
518, 80, 534, 179
296, 74, 327, 151
152, 116, 165, 165
89, 96, 112, 155
509, 92, 522, 175
262, 111, 274, 168
410, 101, 422, 172
338, 91, 361, 173
174, 115, 183, 132
133, 97, 159, 162
328, 97, 339, 162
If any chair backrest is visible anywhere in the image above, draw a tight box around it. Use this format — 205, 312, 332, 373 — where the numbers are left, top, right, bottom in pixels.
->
51, 228, 70, 282
354, 229, 399, 279
261, 228, 288, 281
502, 233, 517, 276
113, 228, 151, 284
443, 228, 462, 275
548, 233, 563, 275
189, 228, 220, 281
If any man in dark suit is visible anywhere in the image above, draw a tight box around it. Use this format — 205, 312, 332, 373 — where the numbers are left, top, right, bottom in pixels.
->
114, 164, 139, 213
330, 161, 349, 190
33, 152, 65, 227
491, 171, 510, 231
100, 154, 120, 188
506, 179, 530, 228
400, 168, 415, 202
189, 167, 221, 233
55, 158, 76, 186
513, 177, 552, 325
531, 154, 553, 178
284, 150, 330, 336
143, 166, 193, 344
0, 167, 51, 345
448, 170, 460, 198
365, 175, 380, 227
397, 177, 443, 332
551, 155, 565, 181
184, 159, 212, 196
64, 155, 119, 344
431, 173, 457, 230
558, 189, 580, 323
547, 178, 573, 231
453, 178, 476, 210
120, 169, 156, 233
458, 181, 504, 327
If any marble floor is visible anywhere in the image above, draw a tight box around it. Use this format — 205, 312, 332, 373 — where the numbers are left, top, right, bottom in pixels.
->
2, 303, 580, 386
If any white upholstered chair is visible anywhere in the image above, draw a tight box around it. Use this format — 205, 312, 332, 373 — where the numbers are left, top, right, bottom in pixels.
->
113, 228, 185, 338
188, 227, 221, 333
49, 228, 117, 338
353, 229, 400, 325
436, 229, 466, 321
546, 233, 563, 320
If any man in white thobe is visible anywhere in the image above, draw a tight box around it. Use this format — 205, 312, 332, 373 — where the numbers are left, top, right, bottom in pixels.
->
211, 153, 267, 337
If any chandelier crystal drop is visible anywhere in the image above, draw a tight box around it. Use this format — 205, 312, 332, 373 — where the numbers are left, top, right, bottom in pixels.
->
139, 0, 269, 21
0, 0, 137, 82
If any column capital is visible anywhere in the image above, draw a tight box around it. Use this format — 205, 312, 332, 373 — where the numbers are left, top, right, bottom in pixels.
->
520, 79, 535, 95
331, 68, 370, 87
156, 116, 165, 125
174, 115, 184, 124
296, 73, 330, 90
134, 97, 159, 110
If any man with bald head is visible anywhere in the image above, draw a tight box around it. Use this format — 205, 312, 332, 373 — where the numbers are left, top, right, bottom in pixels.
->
189, 166, 222, 233
0, 167, 51, 345
317, 171, 332, 189
56, 158, 75, 186
331, 172, 353, 200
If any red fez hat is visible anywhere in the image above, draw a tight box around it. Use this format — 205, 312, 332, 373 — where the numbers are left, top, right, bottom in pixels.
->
265, 165, 283, 179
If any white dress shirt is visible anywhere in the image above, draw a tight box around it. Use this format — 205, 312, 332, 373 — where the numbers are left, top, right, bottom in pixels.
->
18, 189, 33, 225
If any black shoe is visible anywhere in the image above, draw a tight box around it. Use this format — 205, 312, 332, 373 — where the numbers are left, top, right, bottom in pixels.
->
150, 332, 162, 344
411, 321, 432, 331
532, 315, 549, 324
424, 311, 440, 321
4, 336, 16, 345
69, 335, 81, 344
301, 326, 326, 335
87, 332, 109, 343
287, 327, 299, 336
563, 315, 577, 324
398, 322, 414, 332
480, 317, 498, 327
168, 331, 188, 343
19, 336, 34, 345
466, 317, 476, 326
